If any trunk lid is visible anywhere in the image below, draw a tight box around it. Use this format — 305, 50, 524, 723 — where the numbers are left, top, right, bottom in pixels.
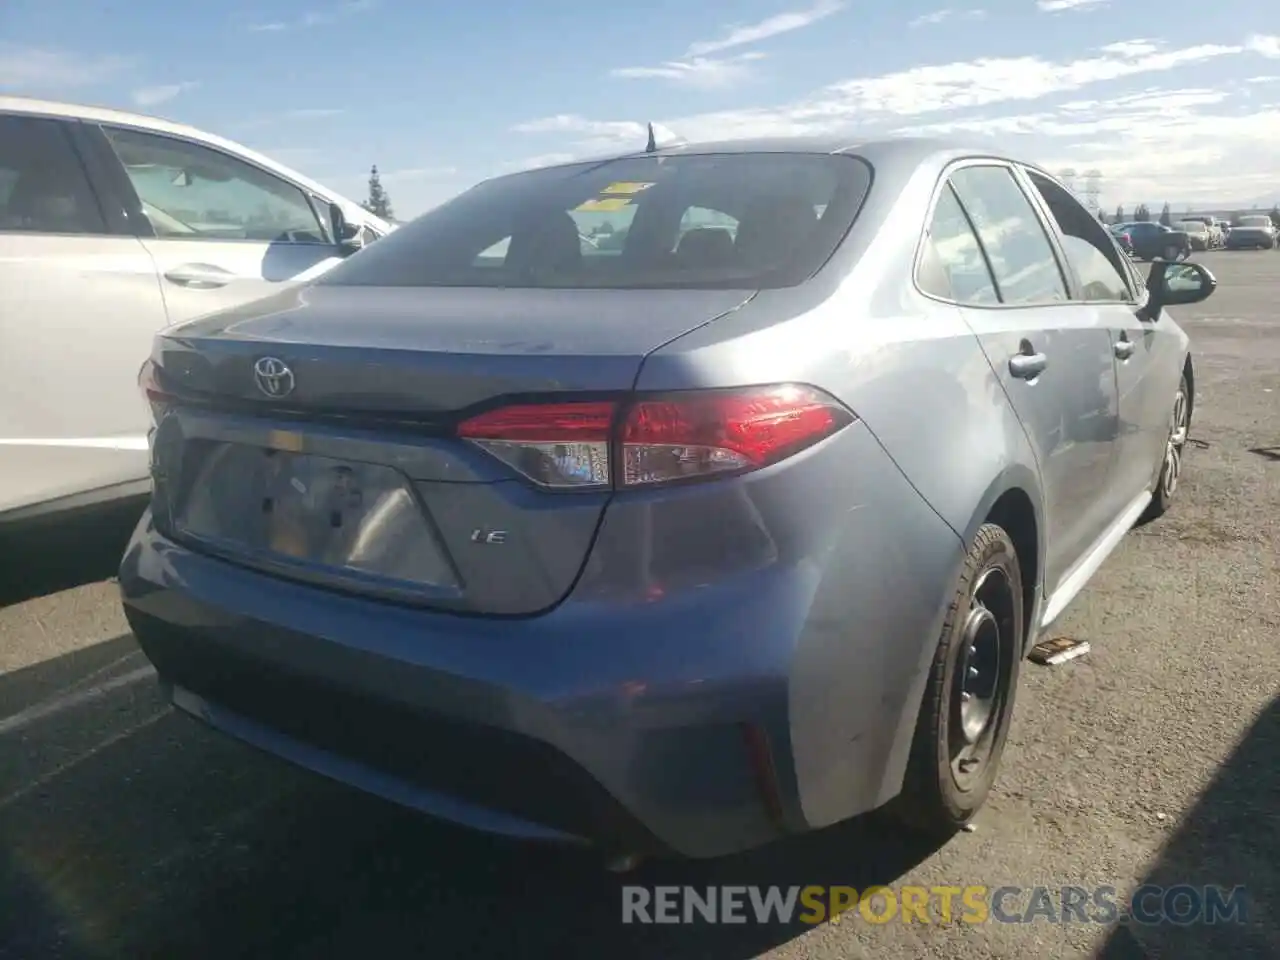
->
148, 284, 753, 616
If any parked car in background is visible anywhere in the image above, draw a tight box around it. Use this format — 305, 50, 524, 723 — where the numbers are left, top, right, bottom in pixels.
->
1225, 214, 1277, 250
1108, 222, 1134, 255
121, 136, 1216, 864
0, 96, 390, 529
1178, 220, 1211, 251
1123, 221, 1191, 261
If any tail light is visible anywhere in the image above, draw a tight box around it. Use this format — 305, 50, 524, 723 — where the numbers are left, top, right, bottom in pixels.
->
138, 358, 174, 426
456, 384, 855, 491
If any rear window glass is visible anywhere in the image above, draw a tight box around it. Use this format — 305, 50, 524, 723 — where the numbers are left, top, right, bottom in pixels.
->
318, 153, 872, 290
1238, 215, 1271, 228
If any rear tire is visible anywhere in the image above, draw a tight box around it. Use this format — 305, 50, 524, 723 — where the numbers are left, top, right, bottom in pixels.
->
1142, 371, 1190, 522
890, 523, 1024, 838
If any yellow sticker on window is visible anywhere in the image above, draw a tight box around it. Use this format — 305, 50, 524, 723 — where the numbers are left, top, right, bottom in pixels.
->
601, 181, 654, 195
575, 197, 633, 212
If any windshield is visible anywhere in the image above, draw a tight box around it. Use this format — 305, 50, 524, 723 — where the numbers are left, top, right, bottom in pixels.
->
317, 153, 872, 290
1178, 221, 1206, 233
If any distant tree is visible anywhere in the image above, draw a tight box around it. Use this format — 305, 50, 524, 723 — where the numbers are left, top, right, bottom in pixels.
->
1270, 204, 1280, 229
1134, 204, 1151, 222
1096, 208, 1107, 223
1114, 204, 1125, 223
1158, 203, 1172, 226
361, 165, 394, 220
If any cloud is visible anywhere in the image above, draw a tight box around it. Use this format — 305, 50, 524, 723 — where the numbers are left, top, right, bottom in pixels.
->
1037, 0, 1110, 11
247, 0, 375, 33
379, 166, 458, 182
610, 52, 766, 88
1246, 34, 1280, 58
685, 0, 845, 56
909, 8, 987, 27
131, 81, 199, 107
0, 46, 133, 91
609, 1, 842, 86
514, 36, 1280, 205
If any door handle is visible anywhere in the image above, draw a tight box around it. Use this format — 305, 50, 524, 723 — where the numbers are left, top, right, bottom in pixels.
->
1114, 338, 1135, 360
163, 264, 233, 289
1009, 351, 1048, 380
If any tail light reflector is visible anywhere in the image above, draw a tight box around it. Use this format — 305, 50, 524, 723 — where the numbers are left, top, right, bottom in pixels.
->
455, 385, 854, 491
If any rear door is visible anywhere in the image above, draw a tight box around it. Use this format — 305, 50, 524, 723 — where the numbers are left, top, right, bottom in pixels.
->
0, 112, 168, 518
90, 123, 349, 325
930, 162, 1120, 596
1017, 166, 1175, 517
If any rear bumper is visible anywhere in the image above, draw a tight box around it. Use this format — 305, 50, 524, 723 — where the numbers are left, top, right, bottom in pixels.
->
121, 421, 963, 859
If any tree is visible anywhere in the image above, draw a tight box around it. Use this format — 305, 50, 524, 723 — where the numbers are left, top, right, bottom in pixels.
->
1114, 204, 1125, 224
1158, 203, 1172, 226
1270, 204, 1280, 230
1134, 203, 1151, 222
361, 165, 394, 220
1096, 208, 1107, 223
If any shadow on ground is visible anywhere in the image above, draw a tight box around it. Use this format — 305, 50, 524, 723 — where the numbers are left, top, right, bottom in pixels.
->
1095, 696, 1279, 959
0, 500, 145, 607
0, 635, 943, 960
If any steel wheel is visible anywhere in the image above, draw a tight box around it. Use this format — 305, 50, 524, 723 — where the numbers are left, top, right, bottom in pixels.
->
948, 566, 1016, 791
1162, 385, 1189, 500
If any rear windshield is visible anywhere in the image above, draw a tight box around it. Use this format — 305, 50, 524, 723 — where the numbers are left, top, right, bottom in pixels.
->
1238, 215, 1271, 228
318, 153, 873, 290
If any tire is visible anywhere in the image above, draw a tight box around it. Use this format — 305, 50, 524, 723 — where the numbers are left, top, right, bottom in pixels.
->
1143, 371, 1190, 522
890, 523, 1024, 837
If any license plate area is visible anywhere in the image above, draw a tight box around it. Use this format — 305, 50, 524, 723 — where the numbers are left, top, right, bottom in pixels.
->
174, 442, 460, 594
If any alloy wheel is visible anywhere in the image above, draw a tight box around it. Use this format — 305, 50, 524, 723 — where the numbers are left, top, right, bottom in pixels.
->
1163, 387, 1189, 499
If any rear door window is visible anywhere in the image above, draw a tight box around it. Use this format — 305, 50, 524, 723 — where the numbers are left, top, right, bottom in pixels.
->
918, 183, 998, 305
0, 114, 107, 235
319, 153, 873, 290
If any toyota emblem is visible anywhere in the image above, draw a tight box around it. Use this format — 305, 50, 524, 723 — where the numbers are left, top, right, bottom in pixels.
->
253, 357, 295, 399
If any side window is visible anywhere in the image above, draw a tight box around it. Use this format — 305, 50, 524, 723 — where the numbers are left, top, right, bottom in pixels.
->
101, 126, 326, 243
948, 165, 1069, 306
919, 183, 998, 305
0, 114, 107, 236
1025, 171, 1132, 302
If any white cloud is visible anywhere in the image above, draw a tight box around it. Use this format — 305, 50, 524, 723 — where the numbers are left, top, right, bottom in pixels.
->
685, 0, 845, 56
500, 152, 579, 173
1037, 0, 1110, 11
515, 36, 1280, 205
611, 52, 766, 88
1246, 34, 1280, 58
247, 0, 375, 33
909, 8, 987, 28
609, 1, 842, 86
379, 166, 458, 182
0, 46, 132, 90
131, 81, 199, 107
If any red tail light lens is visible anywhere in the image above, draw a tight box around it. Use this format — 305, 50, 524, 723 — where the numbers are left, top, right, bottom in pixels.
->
455, 385, 854, 490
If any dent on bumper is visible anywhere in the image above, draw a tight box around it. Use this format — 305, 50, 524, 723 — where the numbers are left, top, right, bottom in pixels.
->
121, 421, 962, 859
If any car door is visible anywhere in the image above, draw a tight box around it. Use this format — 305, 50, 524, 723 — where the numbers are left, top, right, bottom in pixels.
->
1016, 166, 1176, 518
939, 162, 1120, 596
90, 123, 347, 325
0, 112, 169, 519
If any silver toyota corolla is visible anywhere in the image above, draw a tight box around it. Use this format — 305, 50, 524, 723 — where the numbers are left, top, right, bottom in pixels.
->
120, 137, 1216, 863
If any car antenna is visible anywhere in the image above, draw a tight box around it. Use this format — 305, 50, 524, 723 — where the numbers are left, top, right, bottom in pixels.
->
645, 122, 687, 154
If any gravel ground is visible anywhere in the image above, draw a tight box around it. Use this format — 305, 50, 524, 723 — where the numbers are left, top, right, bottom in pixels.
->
1, 250, 1276, 960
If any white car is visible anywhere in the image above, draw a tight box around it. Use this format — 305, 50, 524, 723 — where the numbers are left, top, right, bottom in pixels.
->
0, 96, 390, 527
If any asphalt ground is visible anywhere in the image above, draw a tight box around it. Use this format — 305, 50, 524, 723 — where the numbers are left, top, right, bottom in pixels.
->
1, 249, 1277, 960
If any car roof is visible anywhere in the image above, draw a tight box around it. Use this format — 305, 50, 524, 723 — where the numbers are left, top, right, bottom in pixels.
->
484, 134, 1066, 188
0, 95, 388, 230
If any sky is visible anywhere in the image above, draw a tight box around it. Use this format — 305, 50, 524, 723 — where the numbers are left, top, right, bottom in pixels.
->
1, 0, 1278, 220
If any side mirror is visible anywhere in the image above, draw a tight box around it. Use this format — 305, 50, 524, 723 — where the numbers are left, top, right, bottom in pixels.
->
1140, 260, 1216, 320
328, 202, 365, 255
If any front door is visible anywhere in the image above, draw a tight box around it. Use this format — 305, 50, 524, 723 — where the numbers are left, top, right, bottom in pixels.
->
97, 124, 346, 326
935, 163, 1120, 596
